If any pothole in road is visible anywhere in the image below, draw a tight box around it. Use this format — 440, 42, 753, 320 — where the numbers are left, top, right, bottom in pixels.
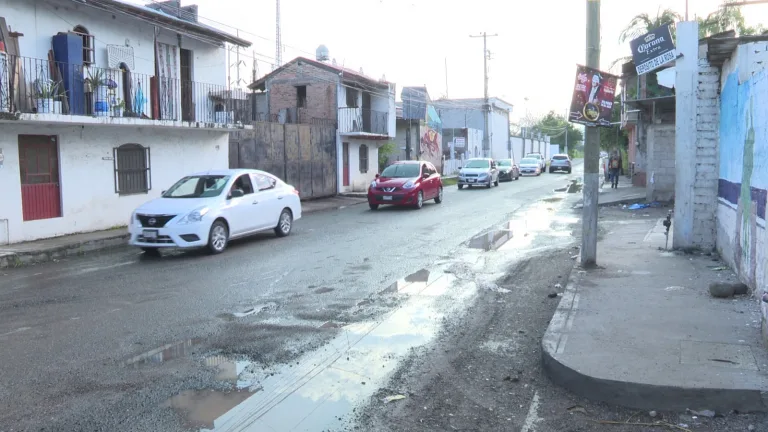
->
162, 266, 473, 431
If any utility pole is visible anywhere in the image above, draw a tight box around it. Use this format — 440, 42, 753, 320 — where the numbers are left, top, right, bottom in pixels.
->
564, 107, 569, 155
581, 0, 601, 267
470, 32, 497, 158
275, 0, 282, 68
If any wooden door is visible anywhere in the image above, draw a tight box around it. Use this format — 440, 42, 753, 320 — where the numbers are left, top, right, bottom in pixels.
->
180, 49, 194, 122
18, 135, 62, 221
342, 142, 350, 187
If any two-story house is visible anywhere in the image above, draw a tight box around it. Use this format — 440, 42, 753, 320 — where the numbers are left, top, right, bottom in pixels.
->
0, 0, 251, 244
248, 52, 396, 193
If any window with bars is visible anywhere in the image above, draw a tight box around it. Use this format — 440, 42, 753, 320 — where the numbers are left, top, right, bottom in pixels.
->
359, 144, 369, 174
73, 26, 95, 64
114, 144, 151, 195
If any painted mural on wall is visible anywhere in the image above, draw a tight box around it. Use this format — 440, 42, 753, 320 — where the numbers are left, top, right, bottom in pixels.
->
718, 63, 767, 291
420, 105, 443, 172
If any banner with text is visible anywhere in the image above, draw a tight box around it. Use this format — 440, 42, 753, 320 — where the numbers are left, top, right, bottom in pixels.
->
568, 65, 618, 128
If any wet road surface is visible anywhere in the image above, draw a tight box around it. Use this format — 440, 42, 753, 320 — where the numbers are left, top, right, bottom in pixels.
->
0, 168, 581, 431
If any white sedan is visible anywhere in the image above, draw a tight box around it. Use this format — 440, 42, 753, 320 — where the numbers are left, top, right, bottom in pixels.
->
128, 169, 302, 255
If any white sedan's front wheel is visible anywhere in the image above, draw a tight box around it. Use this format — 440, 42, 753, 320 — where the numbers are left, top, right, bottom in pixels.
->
275, 209, 293, 237
207, 220, 229, 254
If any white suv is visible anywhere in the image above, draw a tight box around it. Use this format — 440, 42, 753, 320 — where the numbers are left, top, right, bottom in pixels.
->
526, 153, 546, 173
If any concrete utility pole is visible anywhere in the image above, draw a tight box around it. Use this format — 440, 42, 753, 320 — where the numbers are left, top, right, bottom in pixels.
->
470, 32, 497, 158
581, 0, 601, 266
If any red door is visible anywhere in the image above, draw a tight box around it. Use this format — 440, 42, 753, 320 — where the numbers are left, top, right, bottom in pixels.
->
342, 142, 350, 187
18, 135, 62, 221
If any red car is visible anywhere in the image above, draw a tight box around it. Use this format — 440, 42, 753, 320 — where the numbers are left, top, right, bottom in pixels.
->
368, 161, 444, 210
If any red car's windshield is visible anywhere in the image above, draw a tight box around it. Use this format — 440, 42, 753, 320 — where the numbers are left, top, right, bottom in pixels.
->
381, 164, 420, 178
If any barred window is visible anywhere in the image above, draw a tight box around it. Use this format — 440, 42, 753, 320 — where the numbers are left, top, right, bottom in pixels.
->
359, 144, 369, 174
114, 143, 151, 195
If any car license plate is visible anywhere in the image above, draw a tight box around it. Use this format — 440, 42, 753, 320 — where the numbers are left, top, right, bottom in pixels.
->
382, 196, 393, 201
143, 229, 158, 239
468, 179, 476, 183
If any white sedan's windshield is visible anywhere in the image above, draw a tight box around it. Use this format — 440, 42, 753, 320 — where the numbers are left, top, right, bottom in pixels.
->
464, 160, 490, 169
163, 175, 230, 198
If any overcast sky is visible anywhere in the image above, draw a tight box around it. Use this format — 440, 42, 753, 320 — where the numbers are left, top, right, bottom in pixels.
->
174, 0, 768, 125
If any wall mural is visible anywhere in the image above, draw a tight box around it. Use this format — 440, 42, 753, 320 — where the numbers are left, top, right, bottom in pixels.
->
718, 65, 767, 290
420, 105, 443, 173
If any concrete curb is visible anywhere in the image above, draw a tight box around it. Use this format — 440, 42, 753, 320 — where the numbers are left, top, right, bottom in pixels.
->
0, 233, 130, 270
541, 263, 768, 413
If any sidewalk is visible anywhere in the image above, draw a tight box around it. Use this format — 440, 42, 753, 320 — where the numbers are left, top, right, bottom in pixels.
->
573, 175, 646, 209
0, 195, 366, 269
543, 206, 768, 413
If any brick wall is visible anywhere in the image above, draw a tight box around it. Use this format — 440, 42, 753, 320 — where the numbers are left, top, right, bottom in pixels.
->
692, 45, 721, 249
646, 124, 676, 201
266, 61, 339, 122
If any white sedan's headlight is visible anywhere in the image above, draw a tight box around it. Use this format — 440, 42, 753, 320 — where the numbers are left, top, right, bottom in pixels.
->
177, 207, 210, 224
129, 212, 137, 226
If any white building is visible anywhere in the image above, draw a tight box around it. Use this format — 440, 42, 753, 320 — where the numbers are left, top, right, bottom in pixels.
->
432, 97, 514, 160
0, 0, 251, 244
249, 56, 396, 193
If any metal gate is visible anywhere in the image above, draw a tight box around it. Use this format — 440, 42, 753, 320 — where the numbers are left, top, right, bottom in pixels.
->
18, 135, 62, 221
229, 122, 337, 199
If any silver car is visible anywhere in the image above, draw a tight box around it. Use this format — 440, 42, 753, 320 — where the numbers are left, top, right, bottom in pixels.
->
549, 154, 572, 173
458, 158, 500, 189
518, 157, 542, 176
526, 153, 547, 173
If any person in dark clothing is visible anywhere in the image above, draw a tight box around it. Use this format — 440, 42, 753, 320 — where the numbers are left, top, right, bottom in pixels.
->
609, 153, 621, 189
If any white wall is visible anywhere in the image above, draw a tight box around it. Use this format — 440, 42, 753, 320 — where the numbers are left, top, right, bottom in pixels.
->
0, 124, 228, 243
338, 138, 380, 192
1, 0, 227, 84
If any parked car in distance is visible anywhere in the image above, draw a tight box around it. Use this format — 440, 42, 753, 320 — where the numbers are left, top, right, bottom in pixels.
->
457, 158, 500, 189
129, 169, 301, 256
518, 157, 542, 176
497, 159, 521, 181
549, 154, 572, 173
526, 153, 546, 173
368, 161, 443, 210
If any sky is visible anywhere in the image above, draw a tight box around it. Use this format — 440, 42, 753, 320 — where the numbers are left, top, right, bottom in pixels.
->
157, 0, 768, 125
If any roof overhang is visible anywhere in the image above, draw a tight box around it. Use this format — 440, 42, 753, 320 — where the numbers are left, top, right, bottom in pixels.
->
625, 95, 676, 111
707, 31, 768, 67
71, 0, 252, 47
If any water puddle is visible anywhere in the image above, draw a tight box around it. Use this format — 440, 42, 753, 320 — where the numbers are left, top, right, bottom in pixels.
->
166, 267, 473, 431
126, 338, 203, 367
467, 200, 571, 252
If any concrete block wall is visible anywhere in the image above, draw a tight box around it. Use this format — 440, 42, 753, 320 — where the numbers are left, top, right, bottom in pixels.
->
692, 45, 721, 249
266, 62, 339, 122
646, 124, 676, 202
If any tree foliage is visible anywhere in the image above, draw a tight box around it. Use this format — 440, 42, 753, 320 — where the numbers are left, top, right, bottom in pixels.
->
527, 111, 584, 154
698, 1, 765, 37
618, 8, 682, 44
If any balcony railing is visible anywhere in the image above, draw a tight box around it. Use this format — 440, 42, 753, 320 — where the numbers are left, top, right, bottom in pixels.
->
338, 107, 388, 135
0, 54, 251, 125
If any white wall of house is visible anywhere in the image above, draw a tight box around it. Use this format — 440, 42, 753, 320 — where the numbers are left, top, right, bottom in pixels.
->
338, 138, 380, 193
0, 124, 228, 244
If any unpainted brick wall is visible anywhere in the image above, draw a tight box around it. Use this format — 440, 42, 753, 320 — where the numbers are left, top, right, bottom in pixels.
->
646, 124, 676, 202
266, 62, 339, 122
693, 45, 721, 249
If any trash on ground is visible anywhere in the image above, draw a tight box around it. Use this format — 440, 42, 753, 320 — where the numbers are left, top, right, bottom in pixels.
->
547, 292, 558, 298
686, 409, 716, 418
649, 410, 657, 417
628, 203, 650, 210
383, 394, 407, 403
554, 283, 562, 289
567, 405, 587, 414
709, 266, 728, 271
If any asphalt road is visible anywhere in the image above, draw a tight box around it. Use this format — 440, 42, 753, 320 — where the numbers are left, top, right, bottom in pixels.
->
0, 166, 581, 431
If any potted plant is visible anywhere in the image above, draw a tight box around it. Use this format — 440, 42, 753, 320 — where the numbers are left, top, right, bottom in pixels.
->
112, 98, 125, 117
88, 68, 109, 117
33, 78, 59, 114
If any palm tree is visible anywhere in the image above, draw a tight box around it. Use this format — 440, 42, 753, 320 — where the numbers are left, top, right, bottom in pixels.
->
618, 8, 682, 44
698, 1, 765, 38
609, 8, 682, 71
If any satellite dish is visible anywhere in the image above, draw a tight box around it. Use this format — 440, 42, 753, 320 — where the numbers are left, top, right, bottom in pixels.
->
315, 45, 330, 62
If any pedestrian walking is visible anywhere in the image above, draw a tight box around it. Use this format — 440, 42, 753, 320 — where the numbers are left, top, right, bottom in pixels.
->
609, 153, 621, 189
